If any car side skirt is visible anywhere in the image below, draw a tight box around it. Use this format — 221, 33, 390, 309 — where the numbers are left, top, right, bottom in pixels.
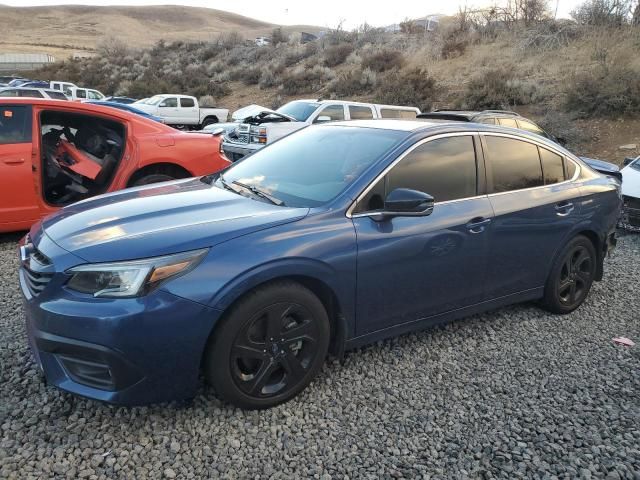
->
345, 287, 544, 350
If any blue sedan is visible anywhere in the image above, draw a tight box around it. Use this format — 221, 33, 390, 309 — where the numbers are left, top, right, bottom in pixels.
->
19, 120, 621, 408
85, 100, 163, 123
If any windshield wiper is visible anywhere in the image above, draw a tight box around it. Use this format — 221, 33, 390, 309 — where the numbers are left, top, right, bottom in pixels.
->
231, 180, 285, 206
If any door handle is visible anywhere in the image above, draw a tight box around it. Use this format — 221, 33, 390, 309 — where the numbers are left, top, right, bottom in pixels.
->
466, 217, 491, 233
3, 158, 25, 165
555, 202, 574, 216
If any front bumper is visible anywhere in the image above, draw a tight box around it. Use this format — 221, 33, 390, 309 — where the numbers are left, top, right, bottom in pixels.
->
221, 140, 263, 162
619, 195, 640, 232
21, 270, 223, 405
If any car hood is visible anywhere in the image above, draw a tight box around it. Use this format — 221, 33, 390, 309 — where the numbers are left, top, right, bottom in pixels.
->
580, 156, 622, 181
42, 178, 309, 263
231, 104, 294, 123
621, 161, 640, 198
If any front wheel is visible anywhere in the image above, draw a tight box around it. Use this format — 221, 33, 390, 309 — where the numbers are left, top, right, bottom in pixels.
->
541, 235, 597, 314
132, 174, 176, 186
204, 281, 330, 409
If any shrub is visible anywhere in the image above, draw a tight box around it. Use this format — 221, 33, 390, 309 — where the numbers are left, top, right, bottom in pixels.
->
375, 68, 439, 111
536, 111, 588, 148
461, 69, 539, 109
361, 49, 404, 72
324, 44, 354, 67
571, 0, 634, 26
564, 66, 640, 117
328, 67, 378, 97
441, 33, 469, 59
280, 65, 334, 95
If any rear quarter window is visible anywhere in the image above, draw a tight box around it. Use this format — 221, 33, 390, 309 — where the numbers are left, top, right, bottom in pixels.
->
380, 108, 417, 119
0, 106, 32, 144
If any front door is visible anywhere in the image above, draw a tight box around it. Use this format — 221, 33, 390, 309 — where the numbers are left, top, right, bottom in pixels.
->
158, 97, 180, 123
0, 104, 39, 229
352, 134, 493, 336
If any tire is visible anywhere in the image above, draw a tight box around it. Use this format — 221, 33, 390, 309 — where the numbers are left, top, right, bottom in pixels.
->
201, 117, 218, 128
204, 281, 330, 409
541, 235, 597, 314
132, 174, 176, 186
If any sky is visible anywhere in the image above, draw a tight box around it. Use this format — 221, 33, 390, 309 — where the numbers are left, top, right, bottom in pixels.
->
5, 0, 584, 28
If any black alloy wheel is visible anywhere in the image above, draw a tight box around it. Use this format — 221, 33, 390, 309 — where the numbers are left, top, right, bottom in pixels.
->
205, 282, 330, 409
542, 235, 597, 314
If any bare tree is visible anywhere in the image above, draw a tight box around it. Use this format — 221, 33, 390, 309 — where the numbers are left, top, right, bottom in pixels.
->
571, 0, 634, 26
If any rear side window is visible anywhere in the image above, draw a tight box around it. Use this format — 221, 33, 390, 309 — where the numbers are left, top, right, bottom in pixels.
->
539, 147, 565, 184
0, 106, 32, 144
313, 105, 344, 123
180, 97, 195, 108
565, 159, 577, 179
47, 91, 68, 100
357, 136, 477, 212
478, 117, 496, 125
485, 136, 543, 192
0, 90, 17, 97
517, 119, 544, 135
498, 118, 518, 128
76, 89, 87, 99
349, 105, 374, 120
20, 89, 44, 98
380, 108, 417, 119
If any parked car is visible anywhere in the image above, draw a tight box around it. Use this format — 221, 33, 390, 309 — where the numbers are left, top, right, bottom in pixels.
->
134, 95, 228, 130
0, 75, 21, 84
418, 109, 622, 181
19, 81, 51, 89
620, 155, 640, 231
104, 96, 138, 104
0, 87, 69, 100
70, 87, 105, 101
7, 78, 31, 87
85, 100, 163, 123
49, 81, 77, 96
0, 98, 230, 233
19, 120, 620, 408
222, 100, 421, 161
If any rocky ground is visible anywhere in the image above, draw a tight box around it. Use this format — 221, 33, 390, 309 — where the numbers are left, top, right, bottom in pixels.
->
0, 232, 639, 479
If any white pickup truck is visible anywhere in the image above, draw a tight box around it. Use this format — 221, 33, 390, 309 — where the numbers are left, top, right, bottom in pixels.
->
221, 99, 420, 161
134, 94, 229, 129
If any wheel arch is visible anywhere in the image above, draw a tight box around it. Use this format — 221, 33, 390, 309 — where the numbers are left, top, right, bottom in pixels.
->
126, 162, 193, 186
550, 227, 605, 282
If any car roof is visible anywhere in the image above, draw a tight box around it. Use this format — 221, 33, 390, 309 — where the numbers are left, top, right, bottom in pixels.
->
330, 119, 434, 131
0, 97, 160, 119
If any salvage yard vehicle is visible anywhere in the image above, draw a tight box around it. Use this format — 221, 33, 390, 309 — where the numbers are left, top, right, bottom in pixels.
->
134, 95, 228, 130
620, 155, 640, 231
19, 119, 620, 408
222, 100, 420, 161
0, 87, 69, 100
0, 98, 230, 233
418, 109, 622, 181
86, 100, 163, 123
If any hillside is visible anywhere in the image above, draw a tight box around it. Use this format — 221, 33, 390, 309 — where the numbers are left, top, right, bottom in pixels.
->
0, 4, 319, 58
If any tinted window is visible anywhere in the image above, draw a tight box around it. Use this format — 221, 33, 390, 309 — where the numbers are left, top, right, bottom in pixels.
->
52, 84, 61, 90
565, 159, 577, 179
0, 90, 18, 97
380, 108, 417, 119
517, 119, 543, 135
485, 136, 543, 192
349, 105, 374, 120
540, 147, 564, 184
180, 97, 195, 108
0, 106, 31, 144
356, 136, 477, 212
76, 89, 87, 99
498, 118, 518, 128
221, 126, 403, 208
160, 97, 177, 107
47, 91, 68, 100
20, 89, 44, 98
314, 105, 344, 123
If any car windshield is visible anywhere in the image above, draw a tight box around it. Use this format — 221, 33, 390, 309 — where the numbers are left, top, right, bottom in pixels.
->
276, 101, 320, 122
140, 96, 164, 105
217, 125, 405, 208
630, 157, 640, 172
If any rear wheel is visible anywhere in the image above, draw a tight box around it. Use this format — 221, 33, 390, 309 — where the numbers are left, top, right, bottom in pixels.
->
204, 282, 330, 409
541, 235, 597, 314
201, 117, 219, 128
132, 174, 175, 186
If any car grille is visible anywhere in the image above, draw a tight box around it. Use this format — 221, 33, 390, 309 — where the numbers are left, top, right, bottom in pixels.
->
21, 241, 54, 296
236, 133, 250, 144
621, 196, 640, 230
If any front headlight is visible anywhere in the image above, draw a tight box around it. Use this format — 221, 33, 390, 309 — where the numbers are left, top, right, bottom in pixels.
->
66, 249, 208, 298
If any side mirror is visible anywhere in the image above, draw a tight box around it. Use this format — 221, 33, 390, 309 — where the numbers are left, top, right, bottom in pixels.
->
370, 188, 434, 221
315, 115, 332, 123
211, 127, 225, 136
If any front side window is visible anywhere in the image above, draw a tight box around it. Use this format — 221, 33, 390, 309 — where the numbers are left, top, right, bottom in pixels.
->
485, 136, 543, 192
87, 90, 102, 100
20, 89, 44, 98
219, 126, 404, 208
47, 91, 68, 100
76, 89, 87, 99
180, 97, 195, 108
0, 90, 18, 97
355, 136, 477, 213
349, 105, 374, 120
313, 105, 344, 123
539, 147, 565, 184
517, 119, 544, 135
160, 97, 178, 107
0, 106, 31, 144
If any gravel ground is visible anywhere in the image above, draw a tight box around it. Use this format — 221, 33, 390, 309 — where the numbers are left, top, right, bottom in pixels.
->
0, 232, 639, 479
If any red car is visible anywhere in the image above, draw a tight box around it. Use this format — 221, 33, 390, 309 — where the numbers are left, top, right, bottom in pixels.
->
0, 98, 230, 233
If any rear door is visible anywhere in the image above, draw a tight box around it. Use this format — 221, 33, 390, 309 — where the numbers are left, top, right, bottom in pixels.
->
352, 133, 493, 335
0, 104, 39, 226
179, 97, 197, 124
481, 133, 581, 299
